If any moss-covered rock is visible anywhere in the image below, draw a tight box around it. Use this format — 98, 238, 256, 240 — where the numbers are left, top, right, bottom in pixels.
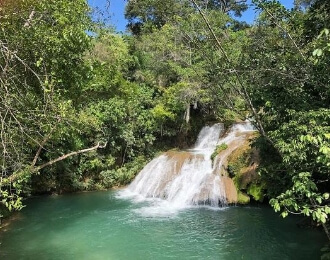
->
226, 132, 266, 204
237, 191, 250, 204
228, 148, 250, 180
211, 143, 228, 162
212, 127, 267, 205
247, 182, 265, 202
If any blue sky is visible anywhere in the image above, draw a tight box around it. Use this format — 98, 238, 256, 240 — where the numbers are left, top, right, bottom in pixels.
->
88, 0, 294, 32
88, 0, 127, 32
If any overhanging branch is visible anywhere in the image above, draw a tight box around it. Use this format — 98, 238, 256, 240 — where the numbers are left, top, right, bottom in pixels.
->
8, 142, 107, 182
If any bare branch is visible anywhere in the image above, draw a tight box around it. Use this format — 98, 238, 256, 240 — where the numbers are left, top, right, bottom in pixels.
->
8, 142, 107, 182
190, 0, 270, 140
24, 10, 35, 28
255, 0, 306, 60
34, 142, 107, 172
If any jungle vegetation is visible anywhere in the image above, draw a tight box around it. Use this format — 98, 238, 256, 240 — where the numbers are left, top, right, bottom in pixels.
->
0, 0, 329, 240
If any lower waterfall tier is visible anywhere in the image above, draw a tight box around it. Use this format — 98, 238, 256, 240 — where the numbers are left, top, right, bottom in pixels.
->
124, 122, 258, 207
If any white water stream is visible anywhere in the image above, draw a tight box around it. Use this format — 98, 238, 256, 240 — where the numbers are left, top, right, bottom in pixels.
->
118, 122, 255, 216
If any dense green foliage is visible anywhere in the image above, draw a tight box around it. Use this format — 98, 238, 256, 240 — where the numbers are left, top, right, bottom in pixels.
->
125, 0, 330, 239
0, 0, 94, 211
0, 0, 329, 242
211, 143, 228, 161
0, 0, 171, 213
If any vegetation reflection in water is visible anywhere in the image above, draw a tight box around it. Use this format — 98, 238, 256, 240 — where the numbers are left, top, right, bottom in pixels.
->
0, 191, 326, 260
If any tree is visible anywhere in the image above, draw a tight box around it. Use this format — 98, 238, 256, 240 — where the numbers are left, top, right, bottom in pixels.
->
0, 0, 106, 212
129, 0, 330, 239
125, 0, 248, 34
237, 0, 330, 239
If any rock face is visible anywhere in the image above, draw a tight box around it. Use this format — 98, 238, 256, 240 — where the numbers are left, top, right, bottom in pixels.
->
125, 122, 260, 207
222, 177, 238, 203
212, 122, 260, 204
226, 131, 262, 203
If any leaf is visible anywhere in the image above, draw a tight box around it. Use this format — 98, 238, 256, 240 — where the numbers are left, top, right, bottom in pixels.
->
316, 49, 323, 57
36, 58, 43, 67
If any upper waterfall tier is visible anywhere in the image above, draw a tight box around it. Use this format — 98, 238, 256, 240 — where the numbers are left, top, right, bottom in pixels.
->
193, 123, 224, 151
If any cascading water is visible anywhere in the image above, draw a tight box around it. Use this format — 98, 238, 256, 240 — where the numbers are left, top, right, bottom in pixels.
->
119, 122, 256, 214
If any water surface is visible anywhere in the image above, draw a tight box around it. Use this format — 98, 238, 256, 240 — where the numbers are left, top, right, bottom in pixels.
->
0, 191, 326, 259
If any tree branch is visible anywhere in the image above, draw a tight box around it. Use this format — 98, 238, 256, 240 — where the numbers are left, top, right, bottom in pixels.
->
190, 0, 270, 141
24, 10, 35, 28
255, 0, 306, 60
34, 142, 107, 172
8, 142, 107, 182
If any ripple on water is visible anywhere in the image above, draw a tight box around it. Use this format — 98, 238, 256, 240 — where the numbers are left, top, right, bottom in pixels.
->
0, 191, 326, 260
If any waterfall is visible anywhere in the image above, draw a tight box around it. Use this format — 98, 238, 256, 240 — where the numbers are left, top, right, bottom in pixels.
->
118, 122, 256, 214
